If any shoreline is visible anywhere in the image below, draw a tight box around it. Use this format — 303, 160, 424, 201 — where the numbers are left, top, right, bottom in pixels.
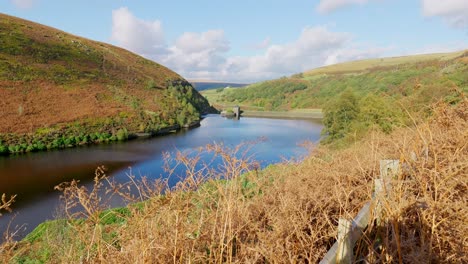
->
240, 110, 323, 119
0, 119, 202, 157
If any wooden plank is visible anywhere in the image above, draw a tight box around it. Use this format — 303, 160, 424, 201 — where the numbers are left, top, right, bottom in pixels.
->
320, 203, 372, 263
350, 202, 371, 244
319, 242, 339, 264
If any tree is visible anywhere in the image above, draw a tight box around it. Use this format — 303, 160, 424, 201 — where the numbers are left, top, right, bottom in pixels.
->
322, 89, 359, 141
358, 93, 400, 133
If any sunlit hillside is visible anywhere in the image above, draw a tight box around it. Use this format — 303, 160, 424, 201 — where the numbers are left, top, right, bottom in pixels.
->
0, 13, 214, 155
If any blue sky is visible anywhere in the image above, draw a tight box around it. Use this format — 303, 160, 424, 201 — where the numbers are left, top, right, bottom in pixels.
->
1, 0, 467, 82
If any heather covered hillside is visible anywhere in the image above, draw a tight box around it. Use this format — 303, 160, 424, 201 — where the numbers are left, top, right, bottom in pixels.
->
0, 14, 214, 154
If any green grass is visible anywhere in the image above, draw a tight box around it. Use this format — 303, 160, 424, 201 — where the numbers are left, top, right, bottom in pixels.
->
304, 50, 465, 75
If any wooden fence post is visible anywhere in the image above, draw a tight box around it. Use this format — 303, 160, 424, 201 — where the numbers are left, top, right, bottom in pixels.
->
379, 160, 399, 195
375, 160, 399, 225
336, 219, 353, 263
319, 160, 400, 263
374, 179, 384, 225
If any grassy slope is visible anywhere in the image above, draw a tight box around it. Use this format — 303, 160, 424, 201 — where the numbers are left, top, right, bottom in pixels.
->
202, 50, 467, 112
304, 51, 464, 75
0, 13, 213, 154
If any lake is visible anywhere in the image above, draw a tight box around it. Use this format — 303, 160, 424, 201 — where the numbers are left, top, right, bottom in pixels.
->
0, 115, 322, 239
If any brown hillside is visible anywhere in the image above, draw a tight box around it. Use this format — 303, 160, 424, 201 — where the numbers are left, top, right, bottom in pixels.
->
0, 13, 209, 135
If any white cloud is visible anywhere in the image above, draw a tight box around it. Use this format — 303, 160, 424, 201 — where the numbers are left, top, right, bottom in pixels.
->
11, 0, 36, 9
316, 0, 372, 13
324, 45, 391, 65
111, 7, 166, 56
401, 41, 468, 56
174, 31, 229, 54
207, 26, 387, 82
244, 26, 351, 74
161, 26, 360, 82
248, 37, 272, 50
160, 30, 230, 73
111, 8, 229, 75
111, 8, 389, 83
421, 0, 468, 29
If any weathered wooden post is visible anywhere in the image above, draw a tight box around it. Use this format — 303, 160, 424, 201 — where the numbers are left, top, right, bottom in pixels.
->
336, 219, 353, 263
374, 160, 399, 224
379, 160, 399, 195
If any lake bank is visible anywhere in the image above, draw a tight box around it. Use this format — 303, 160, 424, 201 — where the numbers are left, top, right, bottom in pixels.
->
241, 109, 323, 119
0, 118, 203, 157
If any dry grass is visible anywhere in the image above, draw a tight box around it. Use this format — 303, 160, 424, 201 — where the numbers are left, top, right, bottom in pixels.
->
0, 194, 15, 217
359, 100, 468, 263
1, 101, 466, 263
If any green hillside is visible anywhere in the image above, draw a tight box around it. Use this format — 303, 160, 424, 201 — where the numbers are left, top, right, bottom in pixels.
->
304, 51, 464, 75
0, 13, 214, 155
203, 50, 467, 144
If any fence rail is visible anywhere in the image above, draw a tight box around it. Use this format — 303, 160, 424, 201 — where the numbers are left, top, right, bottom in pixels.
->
319, 160, 400, 264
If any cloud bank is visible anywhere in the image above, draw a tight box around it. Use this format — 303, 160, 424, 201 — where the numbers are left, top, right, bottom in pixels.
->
111, 7, 390, 82
111, 7, 166, 56
11, 0, 35, 9
421, 0, 468, 29
316, 0, 468, 30
316, 0, 372, 13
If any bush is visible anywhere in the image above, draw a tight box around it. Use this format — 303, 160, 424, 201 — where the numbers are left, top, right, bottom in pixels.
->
0, 144, 8, 155
116, 128, 128, 141
177, 112, 187, 126
322, 89, 359, 141
357, 93, 403, 133
146, 79, 157, 89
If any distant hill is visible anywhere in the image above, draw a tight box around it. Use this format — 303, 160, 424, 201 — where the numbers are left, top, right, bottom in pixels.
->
304, 51, 465, 75
204, 50, 467, 111
190, 81, 247, 91
0, 13, 214, 154
203, 50, 467, 143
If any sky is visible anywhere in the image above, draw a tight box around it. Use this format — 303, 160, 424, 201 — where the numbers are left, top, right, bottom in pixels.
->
1, 0, 467, 83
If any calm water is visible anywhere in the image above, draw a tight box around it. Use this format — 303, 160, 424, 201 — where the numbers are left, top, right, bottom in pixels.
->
0, 115, 322, 239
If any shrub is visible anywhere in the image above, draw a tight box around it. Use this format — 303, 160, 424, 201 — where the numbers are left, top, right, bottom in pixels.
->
322, 89, 359, 141
177, 112, 186, 126
146, 79, 157, 89
116, 128, 128, 141
0, 144, 8, 155
357, 93, 403, 133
